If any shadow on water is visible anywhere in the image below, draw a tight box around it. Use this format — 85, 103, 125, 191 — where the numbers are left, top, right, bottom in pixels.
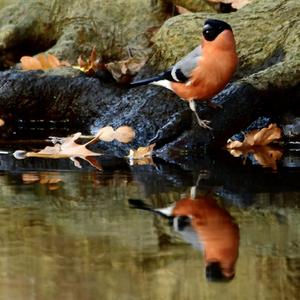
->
0, 149, 299, 299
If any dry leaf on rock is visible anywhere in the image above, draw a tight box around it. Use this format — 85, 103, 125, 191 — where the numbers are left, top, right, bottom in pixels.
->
226, 124, 283, 170
105, 57, 146, 83
176, 5, 192, 14
208, 0, 251, 9
20, 53, 70, 71
74, 46, 106, 76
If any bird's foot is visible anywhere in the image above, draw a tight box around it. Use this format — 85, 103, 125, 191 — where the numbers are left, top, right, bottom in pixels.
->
197, 118, 212, 130
189, 100, 212, 130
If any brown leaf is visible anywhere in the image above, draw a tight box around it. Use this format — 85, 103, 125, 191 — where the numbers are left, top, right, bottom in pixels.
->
74, 46, 103, 75
20, 56, 43, 70
127, 144, 155, 160
253, 147, 283, 170
227, 124, 282, 149
105, 58, 146, 83
20, 53, 68, 70
114, 126, 136, 143
208, 0, 251, 9
95, 126, 115, 142
226, 124, 283, 170
252, 123, 282, 146
176, 5, 192, 14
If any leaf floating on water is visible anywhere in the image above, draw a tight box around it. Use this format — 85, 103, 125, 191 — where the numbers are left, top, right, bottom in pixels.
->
226, 124, 283, 170
227, 124, 282, 149
20, 53, 70, 70
13, 125, 135, 170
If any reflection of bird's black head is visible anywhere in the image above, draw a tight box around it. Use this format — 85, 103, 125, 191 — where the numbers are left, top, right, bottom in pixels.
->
205, 262, 235, 282
203, 19, 232, 41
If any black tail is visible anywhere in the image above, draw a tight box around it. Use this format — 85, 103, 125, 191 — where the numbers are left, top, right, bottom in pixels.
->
128, 198, 172, 220
128, 75, 163, 88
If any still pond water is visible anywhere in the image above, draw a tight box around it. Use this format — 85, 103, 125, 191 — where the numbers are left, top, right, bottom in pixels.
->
0, 151, 299, 300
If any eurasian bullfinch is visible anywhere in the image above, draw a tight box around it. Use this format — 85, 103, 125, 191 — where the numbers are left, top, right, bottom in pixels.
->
128, 195, 239, 281
130, 19, 238, 129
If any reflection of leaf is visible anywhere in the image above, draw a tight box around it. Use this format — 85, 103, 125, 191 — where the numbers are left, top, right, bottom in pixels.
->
22, 172, 63, 190
253, 147, 283, 170
105, 57, 146, 83
208, 0, 251, 9
226, 124, 283, 170
20, 54, 70, 70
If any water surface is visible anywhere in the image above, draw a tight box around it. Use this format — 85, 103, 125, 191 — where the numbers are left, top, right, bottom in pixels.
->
0, 153, 299, 300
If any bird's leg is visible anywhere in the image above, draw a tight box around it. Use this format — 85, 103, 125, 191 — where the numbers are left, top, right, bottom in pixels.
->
188, 100, 212, 130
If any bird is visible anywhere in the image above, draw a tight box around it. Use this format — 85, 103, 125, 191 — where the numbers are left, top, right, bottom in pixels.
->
129, 19, 238, 129
128, 194, 240, 281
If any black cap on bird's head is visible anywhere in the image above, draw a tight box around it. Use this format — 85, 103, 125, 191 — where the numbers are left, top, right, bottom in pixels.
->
202, 19, 233, 41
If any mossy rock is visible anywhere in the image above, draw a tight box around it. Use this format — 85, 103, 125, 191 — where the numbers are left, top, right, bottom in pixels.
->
152, 0, 300, 89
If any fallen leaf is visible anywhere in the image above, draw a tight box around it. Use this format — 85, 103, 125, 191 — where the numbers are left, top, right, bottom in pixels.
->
74, 46, 105, 76
13, 125, 135, 169
208, 0, 251, 9
253, 147, 283, 171
0, 118, 5, 126
176, 5, 192, 14
127, 144, 155, 165
114, 126, 136, 143
20, 53, 70, 71
227, 124, 282, 149
105, 57, 146, 83
226, 124, 283, 170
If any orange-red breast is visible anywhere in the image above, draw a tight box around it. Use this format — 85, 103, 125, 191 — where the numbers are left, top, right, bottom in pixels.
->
128, 195, 239, 281
130, 19, 238, 129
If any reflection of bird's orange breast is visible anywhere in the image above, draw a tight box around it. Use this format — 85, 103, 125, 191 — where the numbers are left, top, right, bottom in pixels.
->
173, 197, 239, 270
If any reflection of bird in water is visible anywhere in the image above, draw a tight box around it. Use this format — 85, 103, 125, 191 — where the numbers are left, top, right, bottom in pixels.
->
128, 194, 239, 282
